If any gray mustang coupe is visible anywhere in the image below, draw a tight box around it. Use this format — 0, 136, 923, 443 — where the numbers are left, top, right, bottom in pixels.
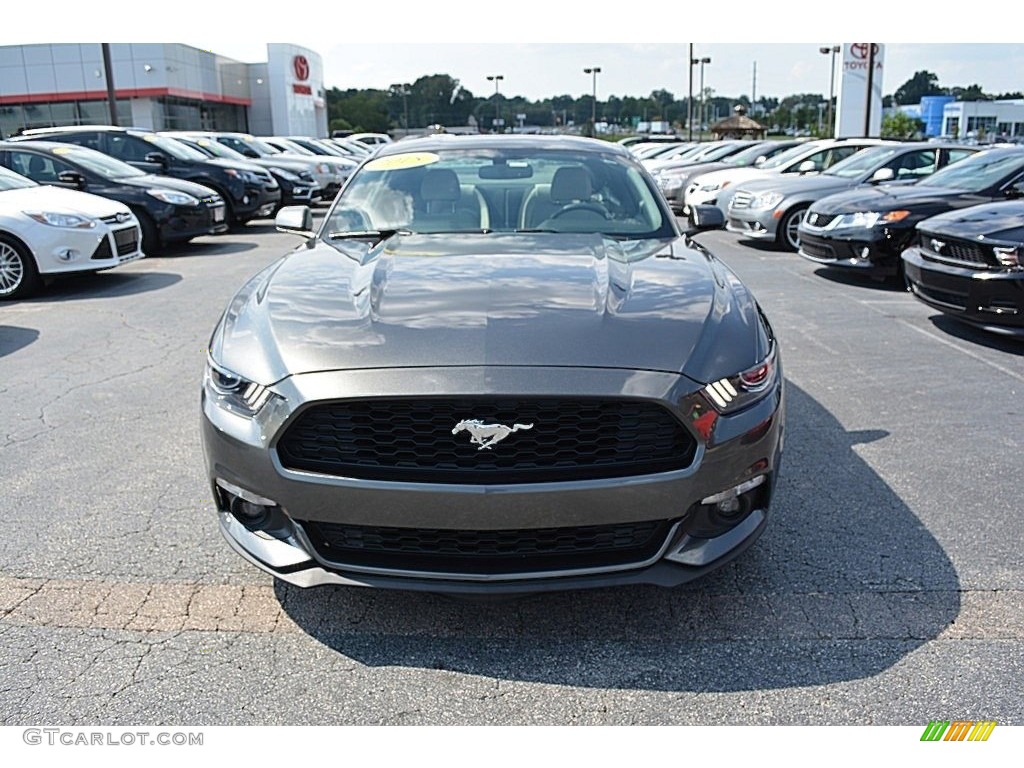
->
201, 135, 784, 594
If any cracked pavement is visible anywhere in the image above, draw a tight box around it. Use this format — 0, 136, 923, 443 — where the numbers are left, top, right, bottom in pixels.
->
1, 224, 1022, 725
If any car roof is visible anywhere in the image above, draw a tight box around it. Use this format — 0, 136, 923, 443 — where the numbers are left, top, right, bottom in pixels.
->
0, 139, 93, 152
370, 134, 631, 157
20, 125, 141, 135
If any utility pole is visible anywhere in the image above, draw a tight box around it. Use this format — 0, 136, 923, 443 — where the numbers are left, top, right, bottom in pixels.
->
486, 74, 504, 132
752, 61, 757, 110
687, 43, 694, 141
583, 66, 601, 136
820, 45, 840, 138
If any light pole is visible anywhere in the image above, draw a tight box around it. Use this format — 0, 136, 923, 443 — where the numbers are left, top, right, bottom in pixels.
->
694, 56, 711, 139
819, 45, 840, 137
486, 74, 504, 132
583, 66, 601, 135
687, 44, 694, 141
389, 83, 411, 132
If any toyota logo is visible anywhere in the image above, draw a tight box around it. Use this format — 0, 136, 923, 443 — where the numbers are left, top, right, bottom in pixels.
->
850, 43, 880, 60
293, 55, 310, 81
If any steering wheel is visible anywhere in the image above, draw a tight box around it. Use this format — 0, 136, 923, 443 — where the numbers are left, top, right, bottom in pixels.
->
550, 202, 610, 219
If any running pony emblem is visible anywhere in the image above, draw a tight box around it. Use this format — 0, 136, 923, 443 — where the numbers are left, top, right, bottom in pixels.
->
451, 419, 534, 450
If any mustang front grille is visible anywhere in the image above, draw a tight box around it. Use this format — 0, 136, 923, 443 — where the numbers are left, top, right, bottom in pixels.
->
920, 233, 997, 269
276, 397, 697, 484
301, 518, 676, 575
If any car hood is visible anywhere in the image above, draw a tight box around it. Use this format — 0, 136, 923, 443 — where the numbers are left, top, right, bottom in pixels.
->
248, 157, 317, 174
737, 173, 858, 198
808, 183, 983, 214
211, 233, 768, 385
204, 157, 269, 174
916, 200, 1024, 242
118, 173, 220, 198
0, 185, 130, 218
691, 166, 776, 189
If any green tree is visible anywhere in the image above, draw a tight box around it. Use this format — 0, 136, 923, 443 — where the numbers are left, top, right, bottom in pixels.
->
892, 71, 944, 105
881, 111, 925, 139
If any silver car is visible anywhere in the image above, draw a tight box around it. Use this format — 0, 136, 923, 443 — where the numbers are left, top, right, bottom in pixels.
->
726, 142, 975, 251
201, 136, 784, 594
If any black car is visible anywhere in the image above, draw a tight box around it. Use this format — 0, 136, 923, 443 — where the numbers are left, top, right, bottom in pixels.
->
165, 134, 320, 210
16, 127, 280, 226
797, 147, 1024, 279
903, 202, 1024, 336
0, 141, 228, 252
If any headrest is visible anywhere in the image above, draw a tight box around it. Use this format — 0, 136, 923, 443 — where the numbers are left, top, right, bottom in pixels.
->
420, 168, 461, 203
551, 166, 592, 203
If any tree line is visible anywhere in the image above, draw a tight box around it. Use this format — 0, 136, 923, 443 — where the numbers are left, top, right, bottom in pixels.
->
328, 71, 1015, 135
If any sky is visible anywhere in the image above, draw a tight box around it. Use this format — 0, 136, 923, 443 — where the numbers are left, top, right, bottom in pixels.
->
5, 0, 1021, 102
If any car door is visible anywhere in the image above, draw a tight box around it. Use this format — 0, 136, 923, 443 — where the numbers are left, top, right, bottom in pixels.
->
884, 148, 939, 181
105, 134, 166, 173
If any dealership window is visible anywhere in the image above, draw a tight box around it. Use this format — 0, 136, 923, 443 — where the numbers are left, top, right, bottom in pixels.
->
0, 99, 130, 138
966, 116, 997, 133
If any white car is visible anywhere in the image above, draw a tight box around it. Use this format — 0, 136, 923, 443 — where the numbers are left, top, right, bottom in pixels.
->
684, 139, 886, 214
0, 165, 143, 300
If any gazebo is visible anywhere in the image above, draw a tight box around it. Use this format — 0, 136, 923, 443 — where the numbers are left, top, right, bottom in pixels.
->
710, 105, 767, 140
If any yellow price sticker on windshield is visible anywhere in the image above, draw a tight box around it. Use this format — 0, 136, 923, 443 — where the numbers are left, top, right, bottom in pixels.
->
364, 152, 440, 171
51, 147, 73, 155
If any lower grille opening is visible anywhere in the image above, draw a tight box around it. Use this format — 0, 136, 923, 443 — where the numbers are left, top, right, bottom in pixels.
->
301, 518, 677, 575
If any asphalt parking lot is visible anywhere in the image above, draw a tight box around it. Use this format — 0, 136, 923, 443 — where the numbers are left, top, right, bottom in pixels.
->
1, 218, 1022, 725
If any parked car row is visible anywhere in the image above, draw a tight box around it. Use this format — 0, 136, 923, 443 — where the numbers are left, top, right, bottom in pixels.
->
0, 125, 387, 299
653, 137, 1024, 337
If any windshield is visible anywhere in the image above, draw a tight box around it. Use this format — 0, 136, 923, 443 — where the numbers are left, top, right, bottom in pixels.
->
142, 134, 208, 161
324, 147, 675, 241
242, 137, 281, 155
53, 146, 145, 179
917, 149, 1024, 192
186, 137, 248, 161
760, 142, 827, 170
722, 143, 774, 166
823, 146, 900, 178
0, 165, 37, 191
697, 143, 749, 162
272, 139, 314, 156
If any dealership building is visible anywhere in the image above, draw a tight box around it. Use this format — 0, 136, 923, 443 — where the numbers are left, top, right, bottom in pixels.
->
0, 43, 328, 139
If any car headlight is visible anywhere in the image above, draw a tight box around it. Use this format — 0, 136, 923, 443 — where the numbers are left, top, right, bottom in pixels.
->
750, 191, 784, 210
316, 163, 330, 174
269, 167, 300, 182
147, 189, 200, 206
832, 210, 911, 228
298, 171, 316, 183
225, 169, 263, 184
993, 245, 1023, 269
24, 211, 96, 229
700, 181, 725, 192
204, 357, 275, 417
702, 344, 779, 414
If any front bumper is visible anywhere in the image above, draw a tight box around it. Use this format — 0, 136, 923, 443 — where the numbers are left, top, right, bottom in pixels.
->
796, 226, 906, 278
158, 198, 228, 242
903, 246, 1024, 334
726, 206, 778, 239
201, 365, 784, 593
31, 219, 143, 275
235, 182, 282, 222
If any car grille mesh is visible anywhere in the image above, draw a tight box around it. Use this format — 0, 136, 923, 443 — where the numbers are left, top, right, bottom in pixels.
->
300, 518, 675, 575
799, 236, 835, 260
113, 227, 139, 256
276, 397, 696, 484
919, 233, 997, 269
804, 212, 837, 228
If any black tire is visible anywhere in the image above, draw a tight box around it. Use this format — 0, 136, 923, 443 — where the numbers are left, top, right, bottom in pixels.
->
0, 234, 42, 300
132, 210, 163, 255
776, 205, 808, 252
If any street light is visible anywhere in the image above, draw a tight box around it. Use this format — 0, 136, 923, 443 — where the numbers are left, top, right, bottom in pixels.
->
820, 45, 840, 137
486, 74, 504, 132
583, 66, 601, 135
690, 56, 711, 139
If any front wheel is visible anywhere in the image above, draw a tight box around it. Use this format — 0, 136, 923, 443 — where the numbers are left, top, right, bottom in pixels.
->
776, 206, 808, 252
0, 235, 41, 300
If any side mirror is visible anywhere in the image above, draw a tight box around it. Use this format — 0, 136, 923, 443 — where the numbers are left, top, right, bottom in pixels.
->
1004, 181, 1024, 199
144, 151, 168, 168
241, 148, 260, 159
688, 204, 725, 233
870, 167, 895, 184
753, 155, 768, 167
56, 170, 86, 189
275, 205, 314, 237
797, 160, 817, 174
